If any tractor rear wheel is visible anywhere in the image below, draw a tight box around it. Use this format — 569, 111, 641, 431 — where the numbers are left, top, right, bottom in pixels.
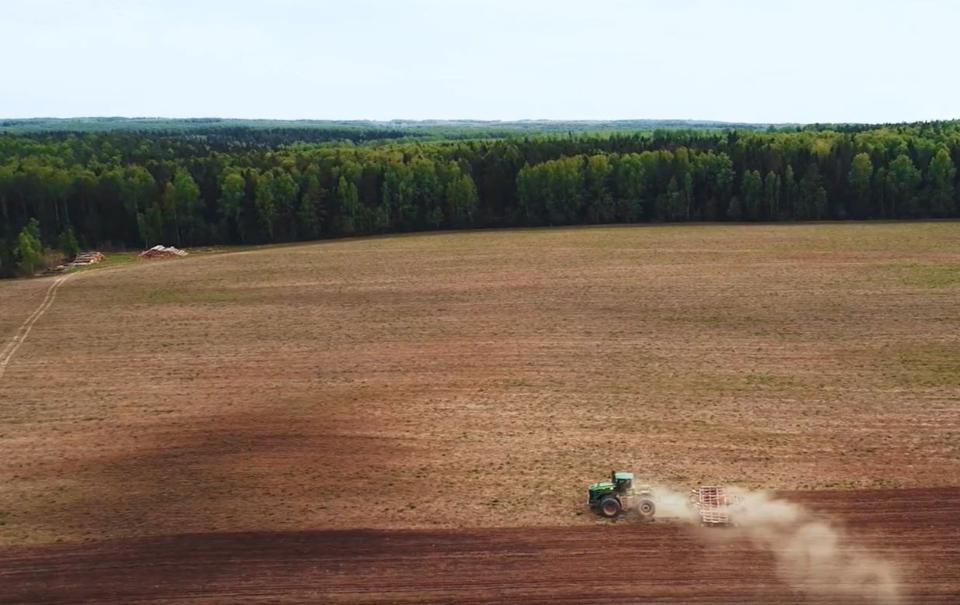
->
637, 498, 656, 521
599, 496, 621, 518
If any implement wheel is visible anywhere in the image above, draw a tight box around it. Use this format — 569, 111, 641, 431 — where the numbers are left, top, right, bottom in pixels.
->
599, 496, 622, 518
637, 498, 656, 521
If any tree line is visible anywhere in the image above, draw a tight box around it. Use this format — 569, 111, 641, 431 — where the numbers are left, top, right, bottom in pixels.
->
1, 122, 958, 277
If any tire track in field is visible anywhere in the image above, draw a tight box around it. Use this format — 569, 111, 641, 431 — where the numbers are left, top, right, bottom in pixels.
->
0, 274, 72, 380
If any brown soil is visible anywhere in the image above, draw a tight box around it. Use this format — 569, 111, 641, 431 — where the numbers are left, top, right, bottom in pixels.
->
0, 224, 957, 577
0, 487, 956, 604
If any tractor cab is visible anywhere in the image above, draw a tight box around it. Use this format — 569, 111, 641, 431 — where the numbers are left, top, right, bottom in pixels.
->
587, 471, 633, 500
612, 471, 633, 491
587, 470, 655, 520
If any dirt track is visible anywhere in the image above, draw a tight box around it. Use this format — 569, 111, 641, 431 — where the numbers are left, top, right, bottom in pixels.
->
1, 488, 957, 605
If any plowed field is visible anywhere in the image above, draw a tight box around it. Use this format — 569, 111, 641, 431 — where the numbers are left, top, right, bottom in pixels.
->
0, 223, 958, 602
1, 488, 957, 604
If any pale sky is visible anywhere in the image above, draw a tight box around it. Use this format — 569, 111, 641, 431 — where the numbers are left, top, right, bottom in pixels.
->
2, 0, 958, 123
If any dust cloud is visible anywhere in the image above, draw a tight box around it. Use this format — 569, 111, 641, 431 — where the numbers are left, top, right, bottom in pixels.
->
645, 483, 901, 604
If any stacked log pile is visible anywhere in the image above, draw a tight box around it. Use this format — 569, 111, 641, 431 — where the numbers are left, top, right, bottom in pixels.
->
54, 251, 105, 272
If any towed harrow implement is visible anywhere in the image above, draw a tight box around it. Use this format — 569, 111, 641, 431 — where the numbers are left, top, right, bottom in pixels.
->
690, 486, 734, 526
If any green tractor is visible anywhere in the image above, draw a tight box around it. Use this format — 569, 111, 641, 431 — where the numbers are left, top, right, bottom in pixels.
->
587, 471, 656, 520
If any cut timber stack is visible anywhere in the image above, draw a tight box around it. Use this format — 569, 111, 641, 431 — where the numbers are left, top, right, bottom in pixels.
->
54, 251, 105, 272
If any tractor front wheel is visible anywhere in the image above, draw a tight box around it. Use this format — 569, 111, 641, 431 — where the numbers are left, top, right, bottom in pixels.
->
599, 496, 622, 518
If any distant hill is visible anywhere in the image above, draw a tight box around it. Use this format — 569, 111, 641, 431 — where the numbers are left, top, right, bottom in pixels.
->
0, 116, 786, 138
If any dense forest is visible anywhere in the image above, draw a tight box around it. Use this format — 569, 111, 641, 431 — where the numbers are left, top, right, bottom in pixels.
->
1, 120, 958, 277
0, 117, 775, 136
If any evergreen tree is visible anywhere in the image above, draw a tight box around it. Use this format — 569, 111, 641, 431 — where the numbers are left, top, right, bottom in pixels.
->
726, 196, 742, 220
271, 170, 299, 240
336, 175, 360, 234
584, 154, 614, 223
172, 170, 202, 245
926, 148, 956, 216
661, 176, 685, 220
159, 181, 177, 244
741, 170, 764, 220
57, 227, 80, 259
297, 173, 324, 239
763, 171, 781, 220
848, 152, 874, 218
612, 154, 646, 221
121, 166, 158, 238
219, 170, 247, 242
254, 171, 277, 240
445, 173, 479, 227
15, 218, 43, 275
884, 154, 921, 218
782, 165, 799, 219
137, 203, 164, 247
798, 164, 828, 219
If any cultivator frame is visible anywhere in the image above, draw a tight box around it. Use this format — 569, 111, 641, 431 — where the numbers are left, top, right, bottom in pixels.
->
690, 486, 732, 526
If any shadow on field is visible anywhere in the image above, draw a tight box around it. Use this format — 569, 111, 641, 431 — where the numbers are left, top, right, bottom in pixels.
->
21, 408, 413, 542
